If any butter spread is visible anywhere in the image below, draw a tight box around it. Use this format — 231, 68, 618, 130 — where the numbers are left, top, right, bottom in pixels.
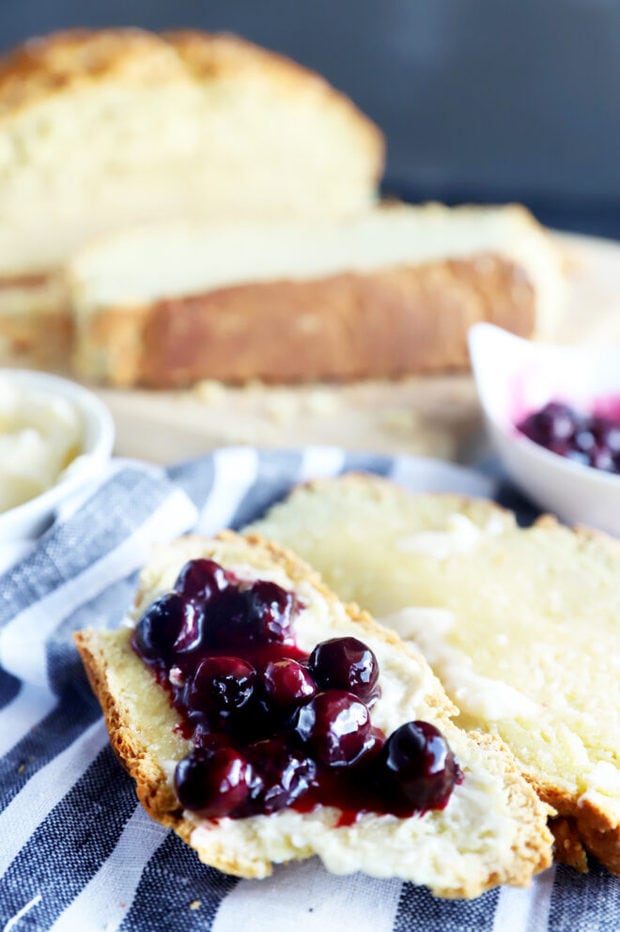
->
578, 762, 620, 819
0, 378, 83, 512
383, 607, 539, 722
396, 513, 505, 560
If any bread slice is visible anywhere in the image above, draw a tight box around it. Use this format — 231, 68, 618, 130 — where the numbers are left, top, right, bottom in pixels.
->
0, 274, 71, 370
68, 203, 564, 386
75, 531, 552, 896
0, 27, 381, 367
250, 476, 620, 873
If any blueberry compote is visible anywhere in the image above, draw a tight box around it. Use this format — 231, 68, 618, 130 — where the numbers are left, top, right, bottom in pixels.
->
131, 557, 462, 823
517, 401, 620, 473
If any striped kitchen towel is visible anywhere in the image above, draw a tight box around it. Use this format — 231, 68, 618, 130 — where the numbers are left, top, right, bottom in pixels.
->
0, 447, 617, 932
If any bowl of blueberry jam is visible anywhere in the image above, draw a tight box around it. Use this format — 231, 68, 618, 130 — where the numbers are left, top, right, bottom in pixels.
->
469, 323, 620, 535
131, 557, 462, 822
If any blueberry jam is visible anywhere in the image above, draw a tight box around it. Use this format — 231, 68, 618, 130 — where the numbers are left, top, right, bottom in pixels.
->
517, 401, 620, 473
131, 557, 462, 822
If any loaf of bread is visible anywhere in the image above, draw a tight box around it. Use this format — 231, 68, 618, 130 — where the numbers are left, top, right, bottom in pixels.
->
0, 27, 382, 368
250, 476, 620, 874
75, 531, 552, 896
68, 203, 563, 386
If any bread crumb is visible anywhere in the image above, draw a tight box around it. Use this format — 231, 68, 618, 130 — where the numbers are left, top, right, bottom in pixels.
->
265, 392, 298, 424
381, 408, 422, 433
304, 388, 340, 416
189, 900, 201, 911
193, 380, 226, 403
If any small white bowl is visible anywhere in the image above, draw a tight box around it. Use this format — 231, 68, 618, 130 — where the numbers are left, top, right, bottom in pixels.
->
0, 370, 115, 541
468, 323, 620, 535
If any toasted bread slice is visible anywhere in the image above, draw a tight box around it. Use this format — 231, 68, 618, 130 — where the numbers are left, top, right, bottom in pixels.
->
250, 476, 620, 873
75, 531, 551, 896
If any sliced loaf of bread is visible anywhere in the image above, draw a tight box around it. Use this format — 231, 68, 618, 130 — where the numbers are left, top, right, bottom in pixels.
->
0, 27, 381, 368
68, 203, 564, 386
75, 531, 552, 896
250, 476, 620, 874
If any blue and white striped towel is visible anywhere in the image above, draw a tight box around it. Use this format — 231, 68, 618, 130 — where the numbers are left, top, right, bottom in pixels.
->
0, 447, 617, 932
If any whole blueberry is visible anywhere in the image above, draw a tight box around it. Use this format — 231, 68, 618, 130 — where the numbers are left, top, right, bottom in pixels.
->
379, 721, 460, 811
308, 637, 379, 701
244, 580, 294, 644
292, 690, 371, 767
246, 737, 316, 813
174, 558, 230, 604
132, 592, 200, 663
263, 658, 316, 707
174, 746, 255, 817
187, 656, 257, 717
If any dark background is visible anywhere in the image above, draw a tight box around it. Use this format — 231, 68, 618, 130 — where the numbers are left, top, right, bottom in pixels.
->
1, 0, 619, 238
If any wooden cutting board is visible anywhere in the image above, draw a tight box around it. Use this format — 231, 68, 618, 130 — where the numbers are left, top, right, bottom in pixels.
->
92, 231, 620, 465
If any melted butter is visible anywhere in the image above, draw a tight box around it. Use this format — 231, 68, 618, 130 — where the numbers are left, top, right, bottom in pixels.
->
396, 513, 505, 560
383, 607, 539, 722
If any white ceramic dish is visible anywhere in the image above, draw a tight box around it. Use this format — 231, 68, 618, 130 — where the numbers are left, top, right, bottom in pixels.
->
468, 323, 620, 535
0, 370, 115, 541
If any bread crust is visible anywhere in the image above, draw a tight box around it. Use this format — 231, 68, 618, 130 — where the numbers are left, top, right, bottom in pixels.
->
0, 274, 72, 369
540, 784, 620, 874
75, 530, 552, 893
0, 28, 382, 173
74, 253, 535, 387
549, 817, 589, 872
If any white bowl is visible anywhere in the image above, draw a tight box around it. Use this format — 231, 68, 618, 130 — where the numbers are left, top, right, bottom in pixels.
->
468, 323, 620, 535
0, 370, 115, 541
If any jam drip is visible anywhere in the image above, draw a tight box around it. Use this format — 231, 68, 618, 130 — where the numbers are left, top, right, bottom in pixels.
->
131, 557, 462, 823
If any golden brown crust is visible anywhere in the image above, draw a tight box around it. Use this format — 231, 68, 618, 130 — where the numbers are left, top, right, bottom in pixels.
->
74, 252, 535, 387
0, 311, 72, 370
0, 273, 72, 370
301, 472, 516, 519
165, 31, 382, 166
547, 810, 620, 878
0, 29, 176, 114
0, 272, 52, 289
579, 819, 620, 876
74, 629, 185, 829
465, 732, 554, 887
522, 779, 619, 875
549, 818, 589, 873
0, 28, 382, 173
75, 530, 552, 890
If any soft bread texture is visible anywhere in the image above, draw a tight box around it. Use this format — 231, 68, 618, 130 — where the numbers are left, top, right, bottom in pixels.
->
75, 531, 552, 896
0, 28, 381, 277
250, 476, 620, 873
69, 203, 563, 386
0, 27, 381, 368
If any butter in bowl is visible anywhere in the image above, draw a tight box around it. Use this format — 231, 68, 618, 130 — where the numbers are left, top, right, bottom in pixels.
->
0, 370, 114, 541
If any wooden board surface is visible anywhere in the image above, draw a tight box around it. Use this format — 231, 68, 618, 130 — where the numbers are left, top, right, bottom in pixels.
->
90, 231, 620, 465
